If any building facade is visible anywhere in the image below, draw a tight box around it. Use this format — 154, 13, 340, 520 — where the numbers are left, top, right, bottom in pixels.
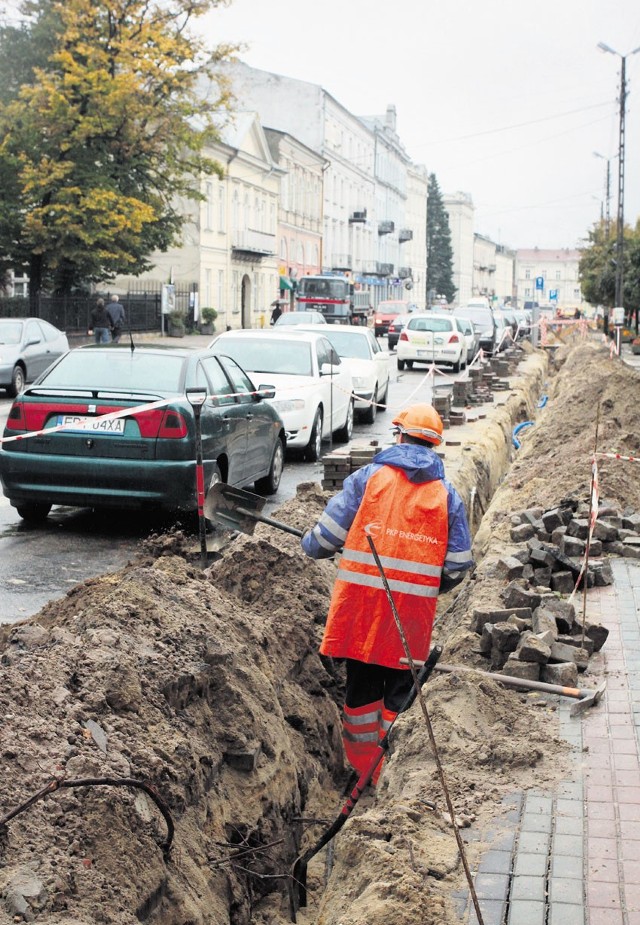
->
515, 248, 584, 310
443, 192, 474, 306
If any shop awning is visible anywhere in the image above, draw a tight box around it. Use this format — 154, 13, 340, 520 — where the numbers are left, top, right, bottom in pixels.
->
279, 276, 295, 291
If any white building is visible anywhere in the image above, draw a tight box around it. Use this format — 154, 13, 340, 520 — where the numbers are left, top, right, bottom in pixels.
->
515, 248, 584, 310
443, 192, 474, 306
472, 235, 515, 304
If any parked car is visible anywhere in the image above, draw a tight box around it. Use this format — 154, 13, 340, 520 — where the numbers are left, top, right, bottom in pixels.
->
0, 345, 287, 522
274, 311, 327, 326
299, 325, 390, 424
455, 316, 480, 364
374, 300, 418, 337
387, 314, 413, 351
0, 318, 69, 396
493, 311, 509, 352
210, 329, 353, 460
397, 313, 467, 371
512, 309, 531, 337
451, 304, 498, 355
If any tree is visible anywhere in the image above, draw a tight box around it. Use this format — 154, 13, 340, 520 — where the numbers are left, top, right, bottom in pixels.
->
426, 173, 456, 304
579, 219, 640, 330
0, 0, 236, 297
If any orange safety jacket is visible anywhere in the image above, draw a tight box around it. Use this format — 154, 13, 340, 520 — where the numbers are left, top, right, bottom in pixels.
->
320, 464, 449, 668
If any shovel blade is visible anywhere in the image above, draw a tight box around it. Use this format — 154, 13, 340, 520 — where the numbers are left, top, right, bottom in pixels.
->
203, 482, 266, 536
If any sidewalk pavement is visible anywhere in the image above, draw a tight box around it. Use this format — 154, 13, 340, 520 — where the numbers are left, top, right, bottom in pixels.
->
457, 558, 640, 925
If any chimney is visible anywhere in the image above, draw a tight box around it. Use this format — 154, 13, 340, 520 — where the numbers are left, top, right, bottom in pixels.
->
385, 104, 397, 132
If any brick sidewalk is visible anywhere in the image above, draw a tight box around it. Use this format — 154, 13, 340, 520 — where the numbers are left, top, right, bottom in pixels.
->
458, 558, 640, 925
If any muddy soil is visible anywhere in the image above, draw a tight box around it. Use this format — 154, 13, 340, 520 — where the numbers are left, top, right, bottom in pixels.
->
0, 339, 637, 925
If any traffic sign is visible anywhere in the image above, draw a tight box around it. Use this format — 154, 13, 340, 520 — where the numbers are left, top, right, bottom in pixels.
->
549, 289, 558, 301
535, 276, 544, 290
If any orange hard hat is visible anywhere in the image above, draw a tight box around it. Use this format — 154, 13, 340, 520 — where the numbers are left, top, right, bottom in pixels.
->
392, 403, 444, 446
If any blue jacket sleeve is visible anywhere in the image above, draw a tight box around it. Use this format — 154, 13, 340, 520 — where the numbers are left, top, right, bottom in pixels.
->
301, 463, 382, 558
442, 479, 474, 583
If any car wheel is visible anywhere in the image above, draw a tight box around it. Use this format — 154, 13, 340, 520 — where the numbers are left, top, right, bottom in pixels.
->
9, 364, 25, 397
378, 380, 389, 412
362, 385, 378, 424
452, 358, 461, 373
255, 437, 285, 495
16, 502, 52, 523
305, 408, 323, 462
397, 359, 405, 370
335, 399, 354, 443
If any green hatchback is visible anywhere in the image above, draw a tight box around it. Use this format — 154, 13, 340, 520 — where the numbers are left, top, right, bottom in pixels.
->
0, 344, 286, 522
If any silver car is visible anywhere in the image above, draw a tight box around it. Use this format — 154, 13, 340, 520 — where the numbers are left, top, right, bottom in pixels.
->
0, 318, 69, 396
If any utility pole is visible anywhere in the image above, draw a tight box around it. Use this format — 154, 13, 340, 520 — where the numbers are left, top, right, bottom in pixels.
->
597, 43, 640, 321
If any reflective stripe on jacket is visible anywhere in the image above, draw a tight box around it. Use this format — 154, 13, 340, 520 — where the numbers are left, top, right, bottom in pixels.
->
320, 464, 449, 667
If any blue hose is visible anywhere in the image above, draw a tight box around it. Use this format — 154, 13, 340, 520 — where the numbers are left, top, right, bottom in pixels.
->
513, 420, 534, 449
538, 395, 548, 408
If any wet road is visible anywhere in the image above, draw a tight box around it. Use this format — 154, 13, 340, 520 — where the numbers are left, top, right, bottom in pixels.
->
0, 353, 454, 625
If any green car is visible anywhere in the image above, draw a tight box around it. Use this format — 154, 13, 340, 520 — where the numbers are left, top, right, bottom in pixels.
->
0, 344, 286, 522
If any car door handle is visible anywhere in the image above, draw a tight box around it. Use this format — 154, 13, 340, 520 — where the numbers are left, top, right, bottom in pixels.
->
245, 412, 254, 419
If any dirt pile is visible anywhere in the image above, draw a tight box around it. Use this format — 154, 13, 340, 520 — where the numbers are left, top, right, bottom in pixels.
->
0, 339, 636, 925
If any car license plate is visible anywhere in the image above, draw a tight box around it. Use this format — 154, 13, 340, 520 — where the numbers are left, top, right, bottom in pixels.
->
57, 414, 125, 434
417, 349, 432, 357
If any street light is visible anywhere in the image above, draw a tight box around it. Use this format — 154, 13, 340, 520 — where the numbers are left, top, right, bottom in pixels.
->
186, 386, 209, 568
592, 151, 614, 235
597, 42, 640, 319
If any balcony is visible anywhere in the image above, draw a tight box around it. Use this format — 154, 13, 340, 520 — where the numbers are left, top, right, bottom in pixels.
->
331, 253, 352, 270
398, 228, 413, 244
349, 209, 368, 224
398, 267, 412, 279
231, 229, 276, 258
378, 220, 395, 236
376, 262, 394, 276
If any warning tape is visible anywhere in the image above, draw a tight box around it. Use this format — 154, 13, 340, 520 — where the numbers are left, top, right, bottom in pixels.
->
597, 451, 640, 463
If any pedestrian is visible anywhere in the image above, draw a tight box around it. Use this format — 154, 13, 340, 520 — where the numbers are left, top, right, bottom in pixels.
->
574, 307, 582, 320
106, 295, 126, 343
270, 302, 283, 325
89, 298, 112, 344
301, 403, 474, 783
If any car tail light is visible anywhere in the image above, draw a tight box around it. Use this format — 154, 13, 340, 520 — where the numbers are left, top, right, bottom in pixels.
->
449, 333, 460, 343
6, 401, 26, 430
158, 410, 188, 439
399, 331, 409, 342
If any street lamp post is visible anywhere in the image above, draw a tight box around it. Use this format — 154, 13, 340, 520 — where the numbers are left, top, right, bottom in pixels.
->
597, 42, 640, 320
592, 151, 613, 235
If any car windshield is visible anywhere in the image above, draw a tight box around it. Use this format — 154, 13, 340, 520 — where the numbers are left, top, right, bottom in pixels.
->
378, 303, 403, 315
39, 349, 186, 392
456, 307, 493, 327
276, 313, 322, 325
215, 337, 313, 376
408, 316, 453, 333
320, 330, 371, 360
297, 278, 347, 299
0, 321, 24, 345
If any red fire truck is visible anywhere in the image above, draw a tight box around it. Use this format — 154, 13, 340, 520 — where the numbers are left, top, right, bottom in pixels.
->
295, 275, 371, 325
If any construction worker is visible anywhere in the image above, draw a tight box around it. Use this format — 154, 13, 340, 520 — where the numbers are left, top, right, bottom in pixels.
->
301, 403, 473, 782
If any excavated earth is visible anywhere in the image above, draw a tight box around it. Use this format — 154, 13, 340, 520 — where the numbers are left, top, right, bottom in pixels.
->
1, 338, 639, 925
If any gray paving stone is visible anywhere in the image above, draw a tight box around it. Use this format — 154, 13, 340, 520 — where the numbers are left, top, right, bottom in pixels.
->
518, 831, 551, 855
473, 872, 510, 902
557, 781, 583, 800
511, 875, 546, 902
555, 799, 584, 819
548, 902, 585, 925
550, 854, 583, 879
554, 815, 583, 837
507, 899, 546, 925
468, 898, 505, 925
548, 877, 584, 904
491, 831, 516, 853
514, 852, 548, 877
478, 850, 512, 875
521, 813, 553, 834
552, 833, 583, 857
524, 795, 554, 814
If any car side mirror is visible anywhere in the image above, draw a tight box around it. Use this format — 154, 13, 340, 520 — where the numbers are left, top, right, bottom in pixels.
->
256, 384, 276, 400
320, 363, 340, 376
25, 339, 41, 348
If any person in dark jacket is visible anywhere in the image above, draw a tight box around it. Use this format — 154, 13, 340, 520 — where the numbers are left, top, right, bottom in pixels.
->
302, 403, 473, 782
89, 299, 111, 343
106, 295, 126, 342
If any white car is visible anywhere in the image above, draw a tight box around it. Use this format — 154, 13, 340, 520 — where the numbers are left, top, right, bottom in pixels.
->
455, 316, 480, 364
298, 325, 390, 423
397, 312, 466, 371
209, 330, 353, 460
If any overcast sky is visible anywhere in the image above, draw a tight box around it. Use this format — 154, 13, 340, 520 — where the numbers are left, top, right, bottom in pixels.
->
200, 0, 640, 252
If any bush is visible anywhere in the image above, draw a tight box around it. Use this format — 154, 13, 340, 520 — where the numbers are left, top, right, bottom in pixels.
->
201, 307, 218, 324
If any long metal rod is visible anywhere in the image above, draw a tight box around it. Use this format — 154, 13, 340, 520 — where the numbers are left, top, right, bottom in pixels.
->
366, 535, 485, 925
581, 404, 601, 647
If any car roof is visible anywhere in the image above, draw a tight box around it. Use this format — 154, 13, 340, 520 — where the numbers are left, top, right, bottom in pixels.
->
295, 323, 371, 334
76, 343, 205, 356
213, 329, 331, 344
407, 312, 455, 320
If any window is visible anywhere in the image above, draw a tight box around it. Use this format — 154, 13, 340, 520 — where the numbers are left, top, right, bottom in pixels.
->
525, 269, 531, 280
205, 182, 214, 231
556, 270, 561, 280
202, 356, 245, 405
218, 182, 226, 229
25, 321, 42, 344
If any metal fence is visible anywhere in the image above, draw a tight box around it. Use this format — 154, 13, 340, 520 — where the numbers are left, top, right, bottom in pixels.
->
0, 286, 197, 333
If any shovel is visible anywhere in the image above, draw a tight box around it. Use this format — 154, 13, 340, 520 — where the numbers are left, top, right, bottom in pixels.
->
203, 483, 304, 539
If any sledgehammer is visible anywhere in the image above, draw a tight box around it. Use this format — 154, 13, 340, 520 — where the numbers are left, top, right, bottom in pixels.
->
399, 659, 606, 717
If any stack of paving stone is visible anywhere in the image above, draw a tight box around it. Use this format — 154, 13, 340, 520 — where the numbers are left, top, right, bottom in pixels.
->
453, 378, 473, 406
467, 366, 494, 405
433, 391, 452, 427
471, 499, 640, 685
321, 442, 379, 490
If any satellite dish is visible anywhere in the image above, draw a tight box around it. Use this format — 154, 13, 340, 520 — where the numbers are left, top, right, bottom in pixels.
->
404, 280, 413, 290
